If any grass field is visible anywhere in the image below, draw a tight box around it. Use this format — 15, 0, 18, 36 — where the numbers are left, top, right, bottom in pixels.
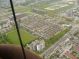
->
32, 2, 49, 9
45, 1, 74, 11
45, 2, 74, 17
7, 29, 37, 45
45, 28, 70, 48
45, 3, 69, 10
14, 6, 32, 13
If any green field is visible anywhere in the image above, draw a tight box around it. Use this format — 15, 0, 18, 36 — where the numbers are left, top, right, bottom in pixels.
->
46, 28, 70, 48
32, 2, 49, 9
14, 6, 32, 13
45, 3, 74, 17
7, 29, 37, 45
45, 3, 69, 10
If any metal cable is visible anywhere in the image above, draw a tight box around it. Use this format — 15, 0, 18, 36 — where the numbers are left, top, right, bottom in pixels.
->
9, 0, 26, 59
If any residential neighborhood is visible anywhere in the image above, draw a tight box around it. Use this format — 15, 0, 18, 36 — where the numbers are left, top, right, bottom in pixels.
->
0, 0, 79, 59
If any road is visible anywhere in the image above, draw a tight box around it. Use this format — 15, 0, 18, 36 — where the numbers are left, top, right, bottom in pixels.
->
40, 25, 79, 59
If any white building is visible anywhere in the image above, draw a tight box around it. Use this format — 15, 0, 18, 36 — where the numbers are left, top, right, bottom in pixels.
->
36, 40, 45, 52
28, 39, 45, 52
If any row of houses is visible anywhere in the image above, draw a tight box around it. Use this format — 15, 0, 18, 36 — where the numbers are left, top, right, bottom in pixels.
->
50, 28, 79, 59
0, 19, 12, 33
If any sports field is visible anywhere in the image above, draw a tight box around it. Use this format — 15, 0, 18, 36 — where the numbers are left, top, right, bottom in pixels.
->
45, 3, 69, 11
7, 29, 37, 45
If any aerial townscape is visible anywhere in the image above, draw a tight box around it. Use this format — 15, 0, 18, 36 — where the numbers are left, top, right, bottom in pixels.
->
0, 0, 79, 59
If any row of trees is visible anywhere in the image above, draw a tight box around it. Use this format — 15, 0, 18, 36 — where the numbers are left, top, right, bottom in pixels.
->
0, 33, 8, 44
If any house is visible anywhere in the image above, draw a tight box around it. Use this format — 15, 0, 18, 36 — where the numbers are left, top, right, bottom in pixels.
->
0, 19, 12, 33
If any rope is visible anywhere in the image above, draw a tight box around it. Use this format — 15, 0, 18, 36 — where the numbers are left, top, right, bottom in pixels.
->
9, 0, 26, 59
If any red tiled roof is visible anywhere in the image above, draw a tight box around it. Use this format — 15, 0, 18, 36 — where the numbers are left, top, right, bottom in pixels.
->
75, 46, 79, 52
65, 51, 77, 59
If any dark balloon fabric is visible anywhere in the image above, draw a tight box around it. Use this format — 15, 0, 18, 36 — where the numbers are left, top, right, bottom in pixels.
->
0, 44, 42, 59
